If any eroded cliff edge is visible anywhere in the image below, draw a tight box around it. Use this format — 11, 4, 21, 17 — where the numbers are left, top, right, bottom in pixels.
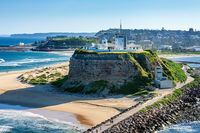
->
62, 50, 186, 94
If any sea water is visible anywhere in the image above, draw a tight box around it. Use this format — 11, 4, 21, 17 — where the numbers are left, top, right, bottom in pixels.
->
0, 51, 72, 72
0, 37, 42, 46
171, 57, 200, 67
158, 121, 200, 133
159, 56, 200, 133
0, 104, 84, 133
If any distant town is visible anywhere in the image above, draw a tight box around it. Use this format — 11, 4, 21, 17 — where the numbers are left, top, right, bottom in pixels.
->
2, 26, 200, 52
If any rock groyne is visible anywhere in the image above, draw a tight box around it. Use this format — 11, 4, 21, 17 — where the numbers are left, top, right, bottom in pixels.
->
84, 85, 200, 133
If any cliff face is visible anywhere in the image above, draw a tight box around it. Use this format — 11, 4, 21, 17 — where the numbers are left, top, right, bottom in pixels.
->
62, 50, 162, 94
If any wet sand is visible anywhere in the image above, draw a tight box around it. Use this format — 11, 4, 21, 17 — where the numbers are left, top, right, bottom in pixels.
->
0, 63, 138, 127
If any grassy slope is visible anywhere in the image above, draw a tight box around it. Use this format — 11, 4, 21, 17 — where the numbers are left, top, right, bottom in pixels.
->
161, 58, 187, 83
65, 49, 187, 95
140, 68, 199, 113
29, 49, 187, 95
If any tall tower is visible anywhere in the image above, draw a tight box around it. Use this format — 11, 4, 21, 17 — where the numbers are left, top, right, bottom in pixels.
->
115, 20, 127, 50
120, 20, 122, 34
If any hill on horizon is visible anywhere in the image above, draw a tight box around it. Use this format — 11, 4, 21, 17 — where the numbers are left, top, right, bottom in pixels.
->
10, 32, 96, 39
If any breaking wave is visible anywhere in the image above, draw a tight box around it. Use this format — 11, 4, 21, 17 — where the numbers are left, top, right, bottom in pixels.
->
0, 107, 83, 133
0, 57, 66, 67
158, 121, 200, 133
0, 59, 5, 63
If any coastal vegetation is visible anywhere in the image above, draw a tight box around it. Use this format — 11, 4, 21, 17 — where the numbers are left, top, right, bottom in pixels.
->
140, 68, 198, 113
19, 64, 68, 85
19, 50, 187, 96
161, 58, 187, 83
36, 37, 99, 50
65, 49, 187, 95
95, 69, 200, 133
51, 76, 68, 88
140, 88, 183, 112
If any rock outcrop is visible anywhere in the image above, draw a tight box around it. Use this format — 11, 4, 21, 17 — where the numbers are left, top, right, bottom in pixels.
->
62, 50, 162, 94
85, 85, 200, 133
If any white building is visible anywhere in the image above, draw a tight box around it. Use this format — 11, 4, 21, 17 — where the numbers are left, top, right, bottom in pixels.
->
126, 44, 143, 51
158, 45, 172, 50
18, 42, 25, 46
83, 22, 143, 52
83, 43, 100, 50
115, 35, 127, 50
154, 66, 173, 89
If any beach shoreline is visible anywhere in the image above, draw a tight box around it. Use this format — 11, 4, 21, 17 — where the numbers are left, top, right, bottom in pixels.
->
158, 53, 200, 58
0, 53, 199, 130
0, 62, 139, 128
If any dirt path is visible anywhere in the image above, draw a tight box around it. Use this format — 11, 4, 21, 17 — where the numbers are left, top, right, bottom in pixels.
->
88, 65, 194, 133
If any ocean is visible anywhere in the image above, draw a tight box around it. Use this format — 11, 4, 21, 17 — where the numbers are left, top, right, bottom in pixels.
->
0, 37, 42, 46
0, 104, 83, 133
171, 57, 200, 67
158, 121, 200, 133
1, 36, 200, 133
0, 37, 72, 72
0, 51, 72, 72
0, 38, 83, 133
159, 57, 200, 133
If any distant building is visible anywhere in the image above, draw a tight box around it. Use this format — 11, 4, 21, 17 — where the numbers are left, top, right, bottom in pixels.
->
128, 40, 136, 44
154, 66, 173, 89
185, 46, 200, 52
114, 22, 127, 50
83, 43, 99, 50
158, 45, 172, 51
18, 42, 25, 46
115, 35, 127, 50
83, 22, 144, 52
139, 40, 153, 50
126, 44, 143, 51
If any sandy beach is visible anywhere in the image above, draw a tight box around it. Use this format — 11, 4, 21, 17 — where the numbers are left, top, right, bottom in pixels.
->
0, 62, 139, 127
159, 54, 200, 58
0, 53, 197, 129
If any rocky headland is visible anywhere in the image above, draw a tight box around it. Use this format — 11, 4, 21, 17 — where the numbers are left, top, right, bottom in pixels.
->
62, 49, 186, 95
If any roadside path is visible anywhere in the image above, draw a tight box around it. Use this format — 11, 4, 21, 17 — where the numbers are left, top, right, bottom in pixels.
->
87, 65, 194, 133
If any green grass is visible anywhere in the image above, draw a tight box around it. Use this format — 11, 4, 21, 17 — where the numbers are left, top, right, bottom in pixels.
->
132, 90, 150, 96
139, 73, 200, 113
27, 72, 64, 85
185, 74, 200, 87
71, 49, 187, 95
84, 80, 109, 94
127, 53, 149, 77
74, 49, 148, 54
48, 73, 61, 78
140, 88, 183, 112
110, 76, 152, 95
161, 58, 187, 83
29, 79, 48, 84
187, 67, 194, 75
51, 76, 68, 88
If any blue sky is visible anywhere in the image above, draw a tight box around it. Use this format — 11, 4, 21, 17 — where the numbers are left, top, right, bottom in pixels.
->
0, 0, 200, 34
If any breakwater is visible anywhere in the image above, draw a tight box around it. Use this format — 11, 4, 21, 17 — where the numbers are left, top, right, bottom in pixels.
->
85, 85, 200, 133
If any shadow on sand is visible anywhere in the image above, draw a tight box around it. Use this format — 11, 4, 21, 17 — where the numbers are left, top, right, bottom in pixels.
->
0, 84, 129, 111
